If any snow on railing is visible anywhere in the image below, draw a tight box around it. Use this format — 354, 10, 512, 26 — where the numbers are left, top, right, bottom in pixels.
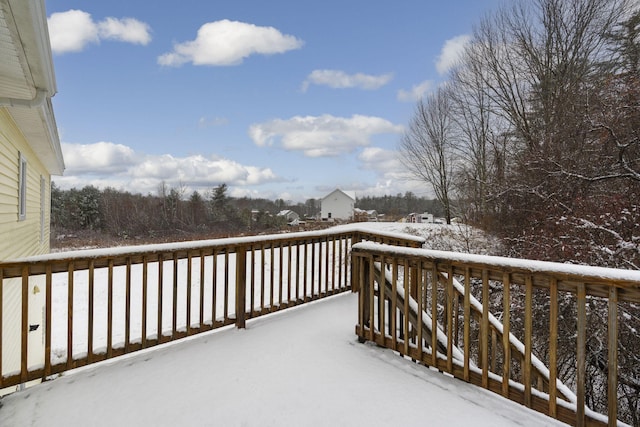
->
0, 228, 424, 394
352, 243, 640, 427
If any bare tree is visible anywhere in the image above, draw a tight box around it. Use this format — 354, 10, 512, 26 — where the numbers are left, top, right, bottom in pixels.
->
399, 86, 456, 224
448, 46, 510, 230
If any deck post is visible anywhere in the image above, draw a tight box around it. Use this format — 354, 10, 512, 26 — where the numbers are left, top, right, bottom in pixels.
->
235, 245, 247, 329
350, 232, 361, 293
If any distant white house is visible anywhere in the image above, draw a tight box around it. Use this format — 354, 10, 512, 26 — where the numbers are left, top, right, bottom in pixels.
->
277, 209, 300, 225
407, 212, 434, 223
321, 189, 355, 221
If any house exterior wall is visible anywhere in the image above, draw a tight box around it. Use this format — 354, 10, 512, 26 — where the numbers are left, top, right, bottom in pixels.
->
1, 108, 49, 386
0, 0, 62, 393
0, 108, 51, 260
321, 189, 354, 221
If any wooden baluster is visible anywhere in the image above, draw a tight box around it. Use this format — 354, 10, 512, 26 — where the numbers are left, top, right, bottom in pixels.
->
404, 259, 411, 357
142, 256, 148, 347
305, 241, 322, 301
607, 286, 618, 427
416, 261, 423, 362
199, 251, 205, 328
88, 260, 95, 360
270, 244, 275, 309
446, 265, 454, 373
259, 245, 265, 311
224, 251, 230, 320
369, 256, 376, 342
378, 258, 386, 342
481, 269, 489, 388
279, 243, 284, 305
44, 265, 52, 378
157, 254, 163, 341
464, 268, 471, 382
317, 239, 323, 295
491, 328, 497, 373
338, 237, 343, 289
576, 283, 586, 427
391, 259, 398, 350
431, 263, 438, 367
172, 253, 178, 339
453, 285, 460, 349
357, 254, 365, 338
21, 266, 29, 382
524, 275, 533, 407
125, 257, 132, 350
66, 263, 74, 370
186, 253, 192, 336
295, 243, 300, 301
210, 250, 216, 326
502, 273, 511, 398
332, 238, 337, 293
235, 245, 247, 329
549, 278, 558, 418
302, 241, 307, 301
249, 245, 255, 315
287, 242, 292, 303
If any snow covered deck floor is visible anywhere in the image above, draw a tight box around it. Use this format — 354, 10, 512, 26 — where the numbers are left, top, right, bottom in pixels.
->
0, 293, 565, 426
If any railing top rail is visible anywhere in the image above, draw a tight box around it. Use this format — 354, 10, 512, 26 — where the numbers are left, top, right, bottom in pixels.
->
352, 242, 640, 290
0, 226, 424, 278
5, 226, 423, 264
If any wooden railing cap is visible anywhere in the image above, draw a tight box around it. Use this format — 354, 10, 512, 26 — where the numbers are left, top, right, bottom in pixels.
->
352, 242, 640, 286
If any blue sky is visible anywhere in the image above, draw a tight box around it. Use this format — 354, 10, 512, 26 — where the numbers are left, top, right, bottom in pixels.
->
47, 0, 502, 202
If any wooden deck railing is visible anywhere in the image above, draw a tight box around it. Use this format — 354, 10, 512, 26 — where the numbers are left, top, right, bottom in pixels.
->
0, 228, 424, 393
352, 243, 640, 427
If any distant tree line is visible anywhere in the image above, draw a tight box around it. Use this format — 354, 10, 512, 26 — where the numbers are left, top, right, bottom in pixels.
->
51, 183, 321, 242
51, 184, 442, 243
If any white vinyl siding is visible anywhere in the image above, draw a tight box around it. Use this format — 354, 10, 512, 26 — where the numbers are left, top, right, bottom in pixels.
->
18, 152, 27, 220
0, 110, 51, 259
40, 175, 45, 244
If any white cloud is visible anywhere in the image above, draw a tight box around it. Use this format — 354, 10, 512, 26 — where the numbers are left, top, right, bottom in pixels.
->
355, 147, 432, 197
57, 142, 279, 194
248, 114, 404, 157
62, 142, 136, 174
98, 17, 152, 45
301, 70, 393, 92
435, 34, 471, 75
47, 10, 99, 54
358, 147, 402, 175
397, 80, 433, 102
358, 147, 406, 183
47, 10, 152, 54
158, 20, 303, 67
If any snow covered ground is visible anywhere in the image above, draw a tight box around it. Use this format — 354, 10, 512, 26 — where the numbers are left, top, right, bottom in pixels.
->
0, 293, 565, 426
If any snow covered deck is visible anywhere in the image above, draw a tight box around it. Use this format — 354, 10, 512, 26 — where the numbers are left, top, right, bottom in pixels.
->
0, 293, 564, 426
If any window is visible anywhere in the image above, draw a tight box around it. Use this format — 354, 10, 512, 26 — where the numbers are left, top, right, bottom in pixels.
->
18, 152, 27, 221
